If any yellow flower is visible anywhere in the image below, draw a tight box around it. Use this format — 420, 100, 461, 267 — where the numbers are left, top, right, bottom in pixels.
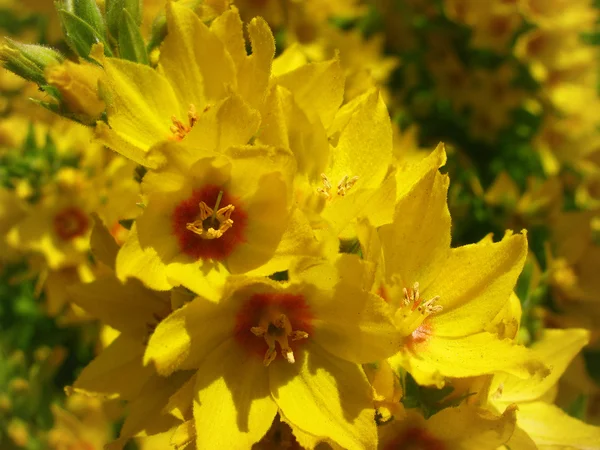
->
66, 220, 190, 447
144, 256, 398, 449
116, 140, 296, 290
490, 328, 600, 449
96, 2, 275, 168
376, 160, 548, 386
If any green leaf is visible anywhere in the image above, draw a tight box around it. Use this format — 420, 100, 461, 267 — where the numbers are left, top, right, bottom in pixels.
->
118, 8, 149, 64
57, 9, 113, 60
106, 0, 142, 41
71, 0, 107, 41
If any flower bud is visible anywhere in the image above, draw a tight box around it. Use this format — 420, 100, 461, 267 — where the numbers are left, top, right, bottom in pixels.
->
0, 39, 64, 85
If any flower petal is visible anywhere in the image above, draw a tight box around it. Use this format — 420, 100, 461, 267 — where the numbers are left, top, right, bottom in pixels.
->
144, 294, 236, 376
431, 232, 528, 337
379, 170, 451, 290
269, 342, 377, 450
100, 58, 180, 155
67, 275, 169, 337
494, 328, 589, 403
193, 338, 277, 448
160, 2, 236, 107
396, 332, 548, 387
516, 402, 600, 449
115, 223, 174, 291
427, 404, 517, 449
275, 58, 344, 129
71, 334, 154, 400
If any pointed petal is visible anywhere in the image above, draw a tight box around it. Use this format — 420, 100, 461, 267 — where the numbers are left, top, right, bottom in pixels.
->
328, 89, 392, 189
160, 2, 236, 107
194, 338, 277, 448
379, 170, 451, 290
89, 215, 119, 270
301, 257, 399, 363
100, 58, 180, 155
269, 342, 377, 450
396, 142, 447, 201
495, 328, 589, 403
115, 223, 174, 291
67, 275, 169, 337
517, 402, 600, 449
71, 334, 154, 400
427, 404, 517, 449
397, 332, 548, 387
432, 232, 528, 337
275, 57, 344, 129
144, 294, 235, 376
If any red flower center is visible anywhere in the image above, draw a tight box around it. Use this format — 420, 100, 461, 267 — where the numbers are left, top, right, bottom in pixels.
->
234, 292, 313, 366
53, 207, 89, 241
171, 185, 247, 261
385, 427, 446, 450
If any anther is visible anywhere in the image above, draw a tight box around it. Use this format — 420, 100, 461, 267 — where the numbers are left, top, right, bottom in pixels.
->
251, 312, 308, 366
186, 190, 235, 240
169, 104, 198, 141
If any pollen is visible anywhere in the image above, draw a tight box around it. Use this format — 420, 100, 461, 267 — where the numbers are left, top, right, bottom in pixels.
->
251, 311, 309, 366
234, 293, 313, 366
397, 282, 442, 339
185, 190, 235, 240
169, 104, 198, 141
317, 173, 359, 199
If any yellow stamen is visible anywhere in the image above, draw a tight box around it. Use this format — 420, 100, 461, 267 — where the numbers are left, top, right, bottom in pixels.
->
251, 312, 309, 366
317, 173, 359, 199
397, 282, 442, 336
186, 190, 234, 240
169, 104, 198, 141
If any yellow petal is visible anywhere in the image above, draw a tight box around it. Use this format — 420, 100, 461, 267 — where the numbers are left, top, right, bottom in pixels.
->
89, 214, 119, 270
164, 374, 196, 421
275, 57, 344, 129
119, 371, 193, 441
431, 232, 528, 337
182, 94, 261, 155
305, 259, 399, 363
67, 275, 169, 338
71, 334, 155, 400
396, 142, 447, 201
494, 328, 590, 403
194, 338, 277, 448
115, 223, 174, 291
269, 342, 377, 450
379, 170, 450, 290
516, 401, 600, 449
328, 89, 392, 190
427, 404, 517, 449
160, 2, 236, 107
100, 58, 180, 156
144, 294, 235, 376
396, 332, 548, 387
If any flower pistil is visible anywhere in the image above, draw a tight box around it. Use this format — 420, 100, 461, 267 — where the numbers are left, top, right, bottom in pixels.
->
186, 190, 235, 240
251, 310, 309, 366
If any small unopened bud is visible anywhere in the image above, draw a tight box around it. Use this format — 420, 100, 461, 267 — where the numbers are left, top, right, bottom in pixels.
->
0, 39, 64, 85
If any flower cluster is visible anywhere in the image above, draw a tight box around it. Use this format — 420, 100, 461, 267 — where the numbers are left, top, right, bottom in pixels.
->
0, 1, 599, 449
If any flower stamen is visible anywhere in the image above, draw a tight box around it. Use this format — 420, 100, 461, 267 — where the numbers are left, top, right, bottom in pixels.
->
397, 282, 442, 337
186, 190, 235, 240
317, 173, 359, 199
251, 312, 308, 366
169, 104, 197, 141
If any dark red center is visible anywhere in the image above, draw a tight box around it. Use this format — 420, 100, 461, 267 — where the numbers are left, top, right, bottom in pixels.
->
385, 427, 446, 450
171, 184, 247, 261
234, 292, 314, 359
53, 207, 89, 241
